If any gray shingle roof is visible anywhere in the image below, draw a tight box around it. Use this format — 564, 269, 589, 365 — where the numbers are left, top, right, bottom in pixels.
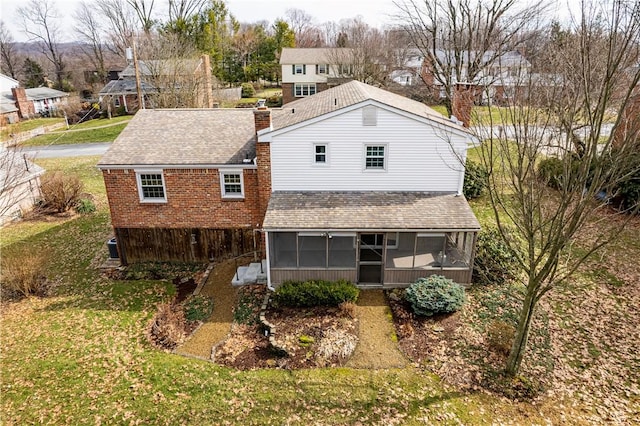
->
279, 48, 353, 64
263, 191, 481, 230
24, 87, 68, 101
270, 80, 469, 133
99, 79, 157, 95
98, 109, 256, 166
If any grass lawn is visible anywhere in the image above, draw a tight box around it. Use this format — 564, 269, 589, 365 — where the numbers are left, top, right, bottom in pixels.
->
65, 115, 131, 131
1, 156, 638, 424
21, 123, 128, 146
1, 117, 65, 141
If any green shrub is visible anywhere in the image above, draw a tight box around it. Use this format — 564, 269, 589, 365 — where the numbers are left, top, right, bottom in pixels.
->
473, 227, 519, 286
537, 157, 565, 189
241, 83, 255, 98
183, 295, 214, 322
404, 275, 466, 316
74, 198, 96, 214
463, 160, 489, 199
274, 279, 359, 308
265, 94, 282, 107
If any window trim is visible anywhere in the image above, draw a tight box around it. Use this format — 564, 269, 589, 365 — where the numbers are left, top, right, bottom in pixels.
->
313, 143, 328, 165
294, 83, 317, 97
316, 63, 328, 74
136, 170, 167, 203
219, 170, 245, 199
363, 144, 387, 171
293, 64, 306, 75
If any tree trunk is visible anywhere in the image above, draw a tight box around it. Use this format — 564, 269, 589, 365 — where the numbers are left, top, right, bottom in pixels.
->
506, 287, 537, 375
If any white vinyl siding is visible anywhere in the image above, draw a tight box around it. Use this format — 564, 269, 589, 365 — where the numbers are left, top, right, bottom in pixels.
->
269, 106, 467, 192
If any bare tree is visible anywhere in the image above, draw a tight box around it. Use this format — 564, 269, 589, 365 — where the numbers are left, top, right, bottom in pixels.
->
127, 0, 157, 35
473, 0, 640, 376
285, 8, 324, 47
0, 21, 21, 80
140, 33, 209, 108
74, 2, 109, 85
16, 0, 67, 90
167, 0, 207, 23
325, 18, 408, 87
97, 0, 138, 57
395, 0, 548, 115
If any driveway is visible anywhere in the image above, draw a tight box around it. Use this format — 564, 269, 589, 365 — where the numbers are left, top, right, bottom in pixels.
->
14, 143, 111, 159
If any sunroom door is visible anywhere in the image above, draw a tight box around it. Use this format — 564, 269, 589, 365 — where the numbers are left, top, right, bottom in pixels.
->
358, 233, 384, 284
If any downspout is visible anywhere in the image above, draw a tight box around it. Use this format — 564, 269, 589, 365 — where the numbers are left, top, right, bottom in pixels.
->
264, 230, 274, 291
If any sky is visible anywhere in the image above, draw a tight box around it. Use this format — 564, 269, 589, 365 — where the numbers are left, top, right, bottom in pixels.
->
0, 0, 579, 42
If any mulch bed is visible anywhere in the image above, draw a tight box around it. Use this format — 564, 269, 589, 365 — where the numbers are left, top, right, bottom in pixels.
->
213, 286, 359, 370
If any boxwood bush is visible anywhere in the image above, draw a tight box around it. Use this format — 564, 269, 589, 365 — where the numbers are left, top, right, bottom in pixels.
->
273, 279, 359, 308
405, 275, 466, 316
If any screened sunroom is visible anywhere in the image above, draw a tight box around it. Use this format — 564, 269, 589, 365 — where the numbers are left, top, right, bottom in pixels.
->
263, 192, 481, 288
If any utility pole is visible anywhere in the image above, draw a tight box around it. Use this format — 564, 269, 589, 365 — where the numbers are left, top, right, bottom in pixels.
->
132, 36, 145, 110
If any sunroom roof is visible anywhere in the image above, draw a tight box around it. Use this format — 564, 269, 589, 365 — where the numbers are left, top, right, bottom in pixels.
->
263, 191, 481, 231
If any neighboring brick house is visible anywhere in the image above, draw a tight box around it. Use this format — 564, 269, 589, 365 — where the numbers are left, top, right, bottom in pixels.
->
99, 55, 213, 113
0, 73, 68, 121
280, 48, 355, 105
422, 50, 531, 106
99, 80, 480, 286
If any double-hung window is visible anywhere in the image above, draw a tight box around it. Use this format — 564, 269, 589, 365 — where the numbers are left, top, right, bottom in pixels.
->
136, 171, 166, 203
316, 64, 328, 74
293, 64, 306, 75
365, 145, 386, 170
314, 144, 327, 164
294, 83, 316, 97
220, 170, 244, 199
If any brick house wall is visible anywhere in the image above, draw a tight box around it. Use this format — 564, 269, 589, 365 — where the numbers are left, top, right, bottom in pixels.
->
282, 82, 331, 105
103, 167, 263, 263
103, 168, 262, 229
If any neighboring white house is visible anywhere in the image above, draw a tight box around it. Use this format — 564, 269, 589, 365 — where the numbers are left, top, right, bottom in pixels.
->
0, 74, 20, 92
0, 147, 45, 226
25, 87, 69, 115
280, 48, 356, 104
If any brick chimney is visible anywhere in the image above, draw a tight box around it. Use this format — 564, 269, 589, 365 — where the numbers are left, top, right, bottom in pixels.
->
612, 92, 640, 149
452, 83, 475, 128
202, 54, 214, 108
12, 87, 34, 119
254, 106, 271, 133
254, 106, 272, 226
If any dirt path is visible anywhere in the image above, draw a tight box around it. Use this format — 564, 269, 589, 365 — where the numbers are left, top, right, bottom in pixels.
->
174, 261, 238, 359
346, 290, 407, 369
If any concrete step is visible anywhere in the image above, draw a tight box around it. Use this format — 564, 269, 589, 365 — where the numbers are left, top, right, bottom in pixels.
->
232, 260, 267, 286
231, 266, 249, 286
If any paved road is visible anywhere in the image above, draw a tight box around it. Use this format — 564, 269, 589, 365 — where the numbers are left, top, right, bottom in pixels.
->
16, 142, 112, 159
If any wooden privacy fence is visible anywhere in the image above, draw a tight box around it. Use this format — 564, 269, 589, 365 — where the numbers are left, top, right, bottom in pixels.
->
115, 227, 258, 264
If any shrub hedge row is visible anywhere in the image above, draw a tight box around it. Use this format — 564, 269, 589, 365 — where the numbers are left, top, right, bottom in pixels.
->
273, 279, 359, 308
